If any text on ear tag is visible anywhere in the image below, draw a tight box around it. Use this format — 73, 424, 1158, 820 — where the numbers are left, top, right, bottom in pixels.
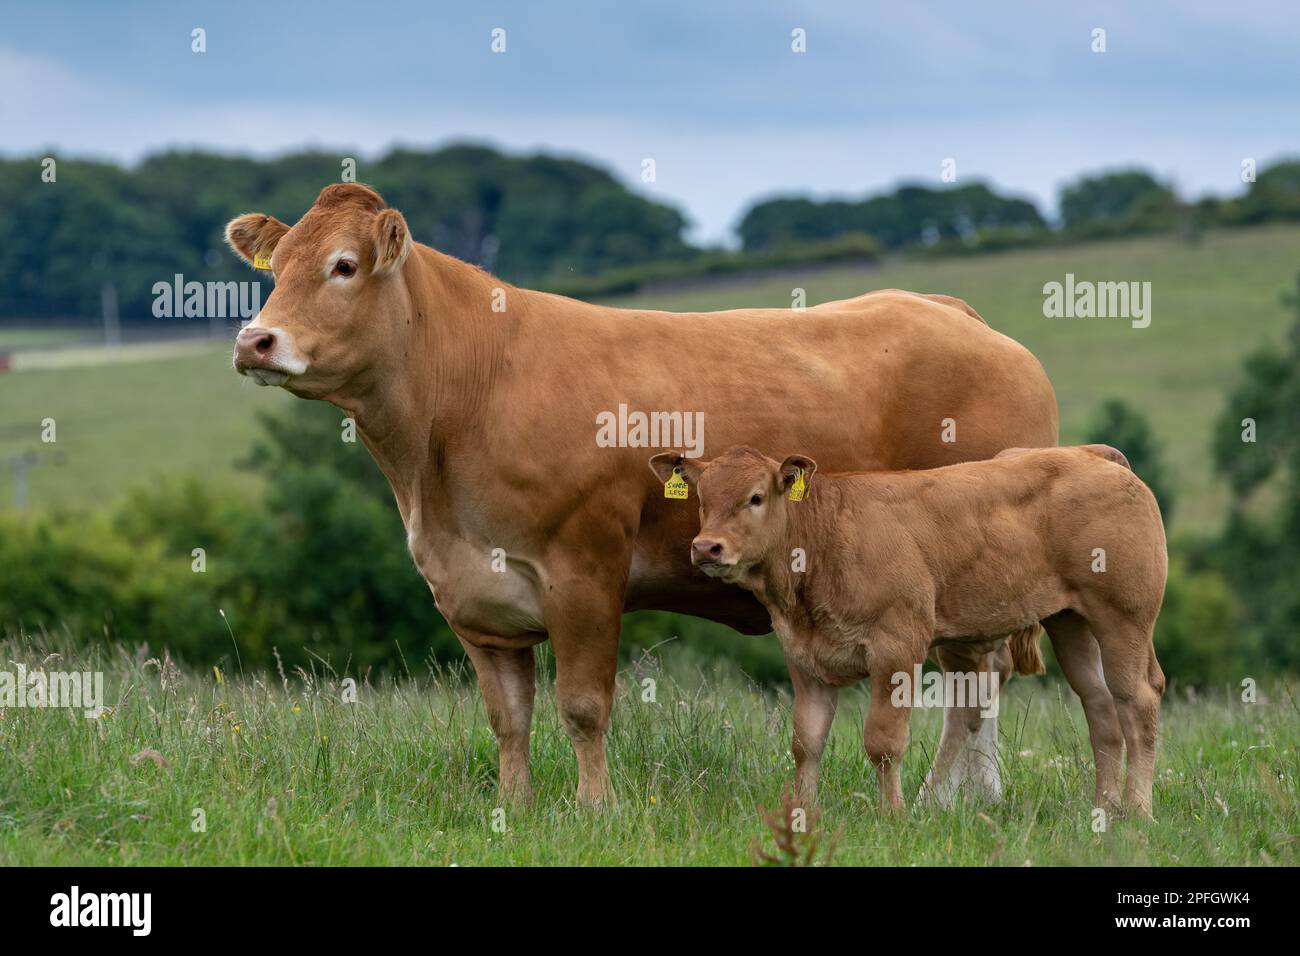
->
788, 468, 808, 502
253, 254, 273, 270
664, 467, 689, 500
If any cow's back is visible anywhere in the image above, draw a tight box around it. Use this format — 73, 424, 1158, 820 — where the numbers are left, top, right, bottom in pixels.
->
594, 289, 1060, 630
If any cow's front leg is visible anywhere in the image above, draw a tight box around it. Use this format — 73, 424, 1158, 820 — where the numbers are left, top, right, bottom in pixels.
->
923, 644, 1003, 807
543, 585, 624, 807
457, 634, 538, 803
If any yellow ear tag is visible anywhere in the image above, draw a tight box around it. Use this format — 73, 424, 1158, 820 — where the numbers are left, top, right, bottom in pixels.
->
788, 468, 808, 502
253, 254, 273, 270
664, 467, 689, 500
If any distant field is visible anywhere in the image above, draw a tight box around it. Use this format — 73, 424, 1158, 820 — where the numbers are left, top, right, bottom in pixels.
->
0, 327, 95, 351
0, 343, 291, 512
0, 639, 1293, 866
1, 225, 1297, 530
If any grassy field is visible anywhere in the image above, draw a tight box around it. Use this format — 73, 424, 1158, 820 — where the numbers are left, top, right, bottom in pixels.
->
1, 225, 1298, 531
0, 638, 1294, 866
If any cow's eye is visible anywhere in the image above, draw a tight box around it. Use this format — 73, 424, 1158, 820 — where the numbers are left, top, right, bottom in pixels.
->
749, 493, 764, 507
333, 258, 357, 278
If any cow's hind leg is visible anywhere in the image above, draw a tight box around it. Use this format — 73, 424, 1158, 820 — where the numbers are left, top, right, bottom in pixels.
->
1086, 609, 1164, 820
458, 635, 538, 803
921, 644, 1004, 807
1041, 611, 1124, 813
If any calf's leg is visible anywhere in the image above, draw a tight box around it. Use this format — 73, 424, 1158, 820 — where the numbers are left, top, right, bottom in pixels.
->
921, 644, 1005, 807
789, 665, 839, 806
1087, 610, 1164, 820
864, 661, 918, 813
1041, 611, 1124, 813
457, 635, 538, 803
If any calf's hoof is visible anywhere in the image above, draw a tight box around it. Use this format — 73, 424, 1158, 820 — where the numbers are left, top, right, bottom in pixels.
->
498, 782, 534, 805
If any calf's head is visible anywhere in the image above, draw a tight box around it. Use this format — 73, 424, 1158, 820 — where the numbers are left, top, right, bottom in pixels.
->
226, 183, 413, 400
649, 446, 817, 582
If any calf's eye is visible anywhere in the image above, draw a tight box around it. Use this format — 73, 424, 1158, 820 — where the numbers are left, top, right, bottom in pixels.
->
749, 494, 764, 507
333, 259, 357, 278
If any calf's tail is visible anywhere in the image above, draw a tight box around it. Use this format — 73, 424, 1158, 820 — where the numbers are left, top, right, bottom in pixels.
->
1078, 443, 1132, 470
1008, 624, 1046, 676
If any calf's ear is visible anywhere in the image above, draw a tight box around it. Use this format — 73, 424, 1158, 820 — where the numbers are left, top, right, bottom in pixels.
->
372, 208, 412, 275
778, 454, 818, 492
225, 214, 289, 272
649, 451, 703, 488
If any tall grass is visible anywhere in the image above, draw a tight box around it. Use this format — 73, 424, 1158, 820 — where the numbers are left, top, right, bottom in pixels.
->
0, 634, 1294, 865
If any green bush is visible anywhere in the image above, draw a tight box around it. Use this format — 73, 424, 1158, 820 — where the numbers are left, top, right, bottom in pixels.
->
1201, 280, 1300, 672
1153, 559, 1252, 688
0, 401, 790, 680
0, 514, 128, 634
1085, 398, 1177, 525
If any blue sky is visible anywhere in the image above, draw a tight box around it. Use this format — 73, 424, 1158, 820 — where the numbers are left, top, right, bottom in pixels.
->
4, 0, 1298, 243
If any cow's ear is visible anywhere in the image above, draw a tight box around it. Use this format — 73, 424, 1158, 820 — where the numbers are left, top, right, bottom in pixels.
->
777, 454, 817, 492
649, 451, 703, 488
225, 214, 289, 272
372, 208, 412, 275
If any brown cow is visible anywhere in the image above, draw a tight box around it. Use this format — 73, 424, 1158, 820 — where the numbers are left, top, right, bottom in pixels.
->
226, 183, 1059, 806
650, 444, 1167, 818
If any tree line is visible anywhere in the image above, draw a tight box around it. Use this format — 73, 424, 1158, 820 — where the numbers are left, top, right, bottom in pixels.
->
740, 162, 1300, 252
0, 145, 692, 321
1, 145, 1299, 320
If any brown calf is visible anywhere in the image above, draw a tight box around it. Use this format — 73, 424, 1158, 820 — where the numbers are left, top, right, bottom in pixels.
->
650, 444, 1168, 818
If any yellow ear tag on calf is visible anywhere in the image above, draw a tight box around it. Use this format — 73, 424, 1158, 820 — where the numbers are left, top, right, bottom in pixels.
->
253, 254, 273, 271
788, 468, 808, 502
664, 467, 690, 500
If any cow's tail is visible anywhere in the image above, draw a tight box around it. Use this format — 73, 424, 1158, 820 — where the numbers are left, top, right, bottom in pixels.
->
1008, 624, 1046, 676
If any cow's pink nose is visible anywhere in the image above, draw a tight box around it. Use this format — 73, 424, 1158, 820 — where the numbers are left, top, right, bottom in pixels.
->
234, 327, 276, 368
691, 539, 724, 564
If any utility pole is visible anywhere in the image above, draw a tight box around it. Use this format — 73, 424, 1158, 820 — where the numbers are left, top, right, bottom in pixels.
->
5, 451, 35, 511
102, 281, 121, 347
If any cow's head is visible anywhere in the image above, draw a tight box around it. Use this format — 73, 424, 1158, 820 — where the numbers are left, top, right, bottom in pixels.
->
649, 445, 817, 582
226, 183, 413, 399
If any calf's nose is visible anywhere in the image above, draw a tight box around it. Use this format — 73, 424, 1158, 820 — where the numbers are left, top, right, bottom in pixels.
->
691, 538, 724, 564
234, 327, 276, 367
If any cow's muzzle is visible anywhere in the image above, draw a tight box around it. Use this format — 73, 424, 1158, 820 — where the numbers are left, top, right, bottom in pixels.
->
691, 537, 737, 577
233, 325, 306, 386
